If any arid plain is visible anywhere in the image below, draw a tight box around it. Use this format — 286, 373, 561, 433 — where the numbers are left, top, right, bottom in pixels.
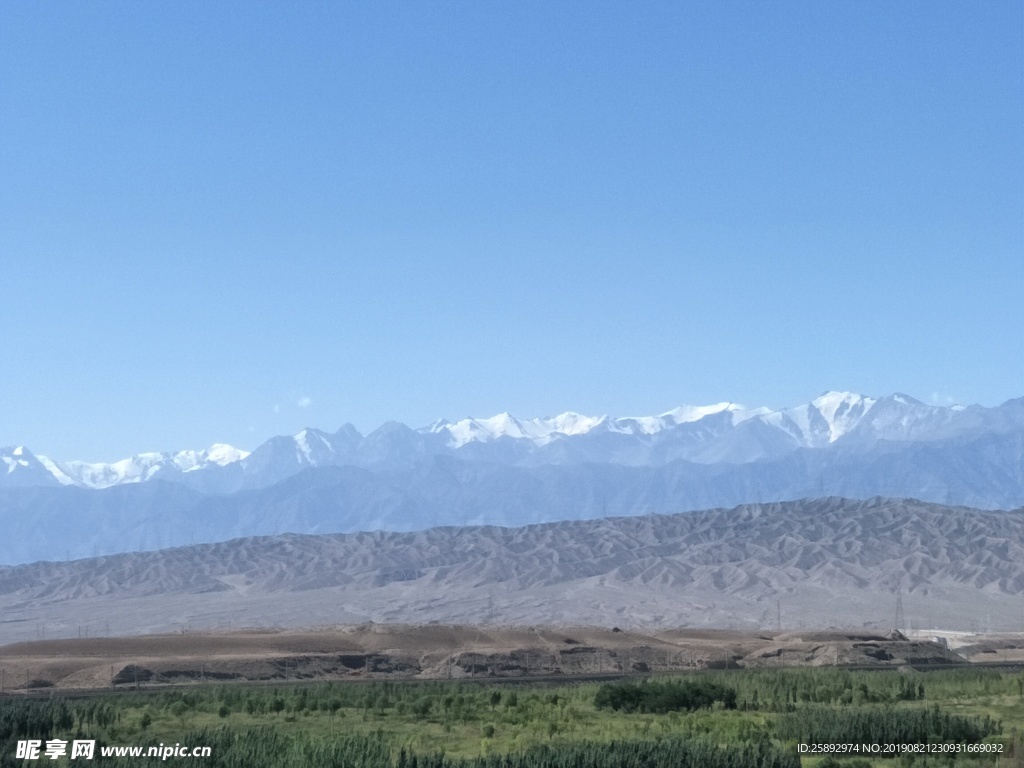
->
3, 496, 1023, 695
6, 623, 1023, 693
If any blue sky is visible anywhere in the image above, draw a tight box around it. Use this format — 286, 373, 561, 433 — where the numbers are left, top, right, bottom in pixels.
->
2, 1, 1022, 460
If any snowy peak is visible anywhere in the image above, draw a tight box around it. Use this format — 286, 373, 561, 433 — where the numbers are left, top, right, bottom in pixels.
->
661, 402, 741, 424
423, 391, 998, 452
4, 391, 1019, 492
660, 402, 772, 429
542, 411, 607, 436
203, 443, 250, 466
1, 445, 65, 487
293, 428, 335, 464
2, 446, 29, 473
36, 455, 78, 486
809, 391, 877, 443
2, 446, 37, 475
766, 392, 878, 447
432, 402, 761, 447
171, 443, 251, 473
38, 443, 251, 489
438, 411, 609, 447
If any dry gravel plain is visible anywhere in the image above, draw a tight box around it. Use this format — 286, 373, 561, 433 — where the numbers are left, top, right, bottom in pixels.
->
3, 623, 1015, 693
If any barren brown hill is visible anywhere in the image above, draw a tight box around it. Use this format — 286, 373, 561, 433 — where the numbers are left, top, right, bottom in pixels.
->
0, 625, 976, 692
1, 497, 1022, 645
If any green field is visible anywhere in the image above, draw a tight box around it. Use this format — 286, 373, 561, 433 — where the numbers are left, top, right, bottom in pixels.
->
1, 668, 1021, 767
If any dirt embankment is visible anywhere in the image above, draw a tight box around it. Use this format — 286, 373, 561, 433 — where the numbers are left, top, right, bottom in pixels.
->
0, 624, 979, 692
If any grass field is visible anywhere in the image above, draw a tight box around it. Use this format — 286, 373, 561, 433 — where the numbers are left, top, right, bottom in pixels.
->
1, 667, 1021, 767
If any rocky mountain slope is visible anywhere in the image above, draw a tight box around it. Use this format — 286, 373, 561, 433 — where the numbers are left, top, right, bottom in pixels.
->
2, 392, 1020, 565
1, 498, 1021, 644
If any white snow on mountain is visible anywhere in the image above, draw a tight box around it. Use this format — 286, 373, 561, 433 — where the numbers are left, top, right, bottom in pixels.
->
197, 443, 249, 467
61, 454, 168, 487
293, 429, 338, 463
36, 455, 78, 486
761, 391, 878, 446
7, 391, 1015, 491
436, 412, 611, 447
2, 447, 29, 474
171, 444, 251, 472
39, 444, 251, 489
434, 404, 766, 446
810, 391, 877, 441
433, 401, 784, 447
661, 402, 743, 425
537, 411, 607, 437
294, 430, 318, 462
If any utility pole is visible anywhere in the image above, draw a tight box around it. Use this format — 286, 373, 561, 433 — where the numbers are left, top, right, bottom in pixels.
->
777, 600, 782, 633
894, 587, 905, 633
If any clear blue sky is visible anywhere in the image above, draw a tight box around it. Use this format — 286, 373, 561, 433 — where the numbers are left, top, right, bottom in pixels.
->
2, 1, 1022, 460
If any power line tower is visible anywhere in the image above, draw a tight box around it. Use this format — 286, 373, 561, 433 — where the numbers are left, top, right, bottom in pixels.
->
894, 586, 905, 633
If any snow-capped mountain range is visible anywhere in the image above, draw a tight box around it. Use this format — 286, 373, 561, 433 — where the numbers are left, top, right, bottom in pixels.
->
2, 391, 1020, 493
2, 391, 1022, 565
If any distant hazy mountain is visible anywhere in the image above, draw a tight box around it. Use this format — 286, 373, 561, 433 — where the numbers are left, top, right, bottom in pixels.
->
4, 392, 1022, 490
2, 498, 1022, 639
1, 392, 1021, 564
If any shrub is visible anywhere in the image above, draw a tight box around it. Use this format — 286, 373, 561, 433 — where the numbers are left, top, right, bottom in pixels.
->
594, 680, 737, 713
